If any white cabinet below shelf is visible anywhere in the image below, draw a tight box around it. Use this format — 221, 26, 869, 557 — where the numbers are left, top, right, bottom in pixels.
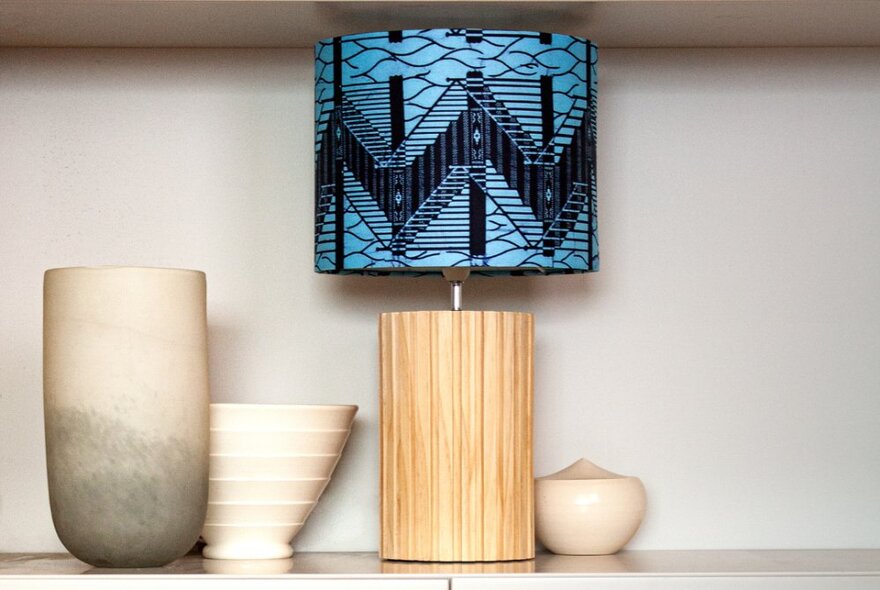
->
453, 576, 880, 590
1, 551, 880, 589
0, 581, 447, 590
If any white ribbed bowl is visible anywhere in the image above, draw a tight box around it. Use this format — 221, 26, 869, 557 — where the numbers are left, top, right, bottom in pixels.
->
201, 523, 303, 560
208, 478, 329, 503
206, 501, 315, 525
203, 403, 358, 560
211, 403, 357, 431
209, 454, 341, 480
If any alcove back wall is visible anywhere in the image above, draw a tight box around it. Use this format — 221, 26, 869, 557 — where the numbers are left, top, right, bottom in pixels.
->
1, 47, 878, 551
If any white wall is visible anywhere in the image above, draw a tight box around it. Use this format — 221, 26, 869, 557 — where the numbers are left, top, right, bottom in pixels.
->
1, 47, 878, 553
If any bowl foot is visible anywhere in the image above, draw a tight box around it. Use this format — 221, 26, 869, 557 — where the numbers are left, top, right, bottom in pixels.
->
202, 543, 294, 560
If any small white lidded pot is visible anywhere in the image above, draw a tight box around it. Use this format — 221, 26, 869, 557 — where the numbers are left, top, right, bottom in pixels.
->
535, 458, 646, 555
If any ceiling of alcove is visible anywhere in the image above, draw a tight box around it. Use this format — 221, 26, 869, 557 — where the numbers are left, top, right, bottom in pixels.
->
2, 1, 880, 49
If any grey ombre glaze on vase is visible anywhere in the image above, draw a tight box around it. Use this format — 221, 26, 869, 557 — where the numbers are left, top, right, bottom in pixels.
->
43, 266, 210, 568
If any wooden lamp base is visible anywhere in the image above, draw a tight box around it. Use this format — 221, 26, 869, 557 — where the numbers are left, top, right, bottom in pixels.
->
379, 311, 534, 562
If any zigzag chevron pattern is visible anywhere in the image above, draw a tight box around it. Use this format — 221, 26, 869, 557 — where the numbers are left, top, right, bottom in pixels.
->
315, 29, 599, 275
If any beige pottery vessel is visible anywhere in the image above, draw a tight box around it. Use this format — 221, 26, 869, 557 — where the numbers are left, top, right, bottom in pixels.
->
43, 266, 209, 567
535, 458, 646, 555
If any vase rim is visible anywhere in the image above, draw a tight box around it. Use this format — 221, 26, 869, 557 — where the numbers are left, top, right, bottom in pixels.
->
211, 403, 359, 411
45, 265, 205, 277
210, 452, 340, 458
211, 427, 350, 433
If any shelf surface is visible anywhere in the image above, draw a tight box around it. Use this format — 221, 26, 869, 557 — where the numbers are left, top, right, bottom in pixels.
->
2, 1, 880, 49
1, 551, 880, 577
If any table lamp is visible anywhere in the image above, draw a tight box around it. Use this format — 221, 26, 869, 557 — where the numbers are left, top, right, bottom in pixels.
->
315, 29, 598, 562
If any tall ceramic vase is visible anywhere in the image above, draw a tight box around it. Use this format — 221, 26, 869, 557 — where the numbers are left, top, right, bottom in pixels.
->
43, 266, 210, 568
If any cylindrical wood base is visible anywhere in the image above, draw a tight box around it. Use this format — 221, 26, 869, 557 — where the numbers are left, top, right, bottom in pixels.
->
379, 311, 534, 562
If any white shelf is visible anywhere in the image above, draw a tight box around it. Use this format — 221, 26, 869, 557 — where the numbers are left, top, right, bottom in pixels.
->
2, 1, 880, 49
1, 551, 879, 588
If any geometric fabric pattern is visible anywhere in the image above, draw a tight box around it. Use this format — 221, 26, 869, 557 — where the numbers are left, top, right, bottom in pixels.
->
315, 29, 598, 275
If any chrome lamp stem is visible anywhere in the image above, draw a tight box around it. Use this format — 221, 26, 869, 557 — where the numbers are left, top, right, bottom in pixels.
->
442, 268, 471, 312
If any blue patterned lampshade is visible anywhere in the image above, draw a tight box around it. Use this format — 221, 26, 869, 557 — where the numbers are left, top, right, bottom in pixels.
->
314, 29, 598, 275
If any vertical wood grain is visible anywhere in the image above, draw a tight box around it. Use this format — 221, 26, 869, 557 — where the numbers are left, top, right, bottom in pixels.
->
379, 311, 534, 562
